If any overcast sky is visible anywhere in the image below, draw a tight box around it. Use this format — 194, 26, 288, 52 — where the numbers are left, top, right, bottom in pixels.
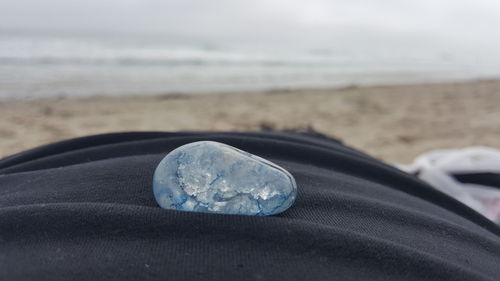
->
0, 0, 499, 51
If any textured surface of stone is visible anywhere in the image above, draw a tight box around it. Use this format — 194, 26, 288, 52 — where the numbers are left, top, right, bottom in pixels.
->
153, 141, 297, 215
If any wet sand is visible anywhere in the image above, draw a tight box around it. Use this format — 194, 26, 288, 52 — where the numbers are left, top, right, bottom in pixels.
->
1, 79, 499, 163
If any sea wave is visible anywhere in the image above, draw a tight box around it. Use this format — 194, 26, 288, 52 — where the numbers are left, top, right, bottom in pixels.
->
1, 34, 500, 99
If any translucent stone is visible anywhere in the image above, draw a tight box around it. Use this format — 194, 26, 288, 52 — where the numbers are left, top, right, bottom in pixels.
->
153, 141, 297, 216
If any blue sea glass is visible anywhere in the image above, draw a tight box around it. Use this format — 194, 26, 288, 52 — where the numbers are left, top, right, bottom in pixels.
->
153, 141, 297, 216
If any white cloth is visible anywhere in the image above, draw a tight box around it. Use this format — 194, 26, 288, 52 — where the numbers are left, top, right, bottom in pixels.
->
398, 147, 500, 223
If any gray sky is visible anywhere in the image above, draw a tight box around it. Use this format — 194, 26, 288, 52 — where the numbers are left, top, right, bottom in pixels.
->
0, 0, 499, 51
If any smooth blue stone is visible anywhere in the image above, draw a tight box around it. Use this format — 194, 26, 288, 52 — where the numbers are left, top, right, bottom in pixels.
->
153, 141, 297, 216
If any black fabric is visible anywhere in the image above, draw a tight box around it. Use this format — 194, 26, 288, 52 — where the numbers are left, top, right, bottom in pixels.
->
0, 131, 498, 281
454, 173, 500, 189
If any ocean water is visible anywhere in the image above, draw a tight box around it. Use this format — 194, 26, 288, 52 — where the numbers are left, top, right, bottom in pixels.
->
1, 31, 500, 99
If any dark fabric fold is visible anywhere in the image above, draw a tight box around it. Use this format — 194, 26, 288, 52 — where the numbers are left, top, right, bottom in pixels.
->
0, 131, 498, 281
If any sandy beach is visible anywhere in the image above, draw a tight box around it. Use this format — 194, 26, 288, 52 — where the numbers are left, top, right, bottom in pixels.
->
1, 79, 499, 163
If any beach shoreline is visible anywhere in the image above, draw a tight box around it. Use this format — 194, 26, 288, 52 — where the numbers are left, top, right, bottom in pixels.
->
1, 79, 499, 163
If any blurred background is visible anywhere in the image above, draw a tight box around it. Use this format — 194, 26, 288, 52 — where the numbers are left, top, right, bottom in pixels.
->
1, 0, 499, 163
